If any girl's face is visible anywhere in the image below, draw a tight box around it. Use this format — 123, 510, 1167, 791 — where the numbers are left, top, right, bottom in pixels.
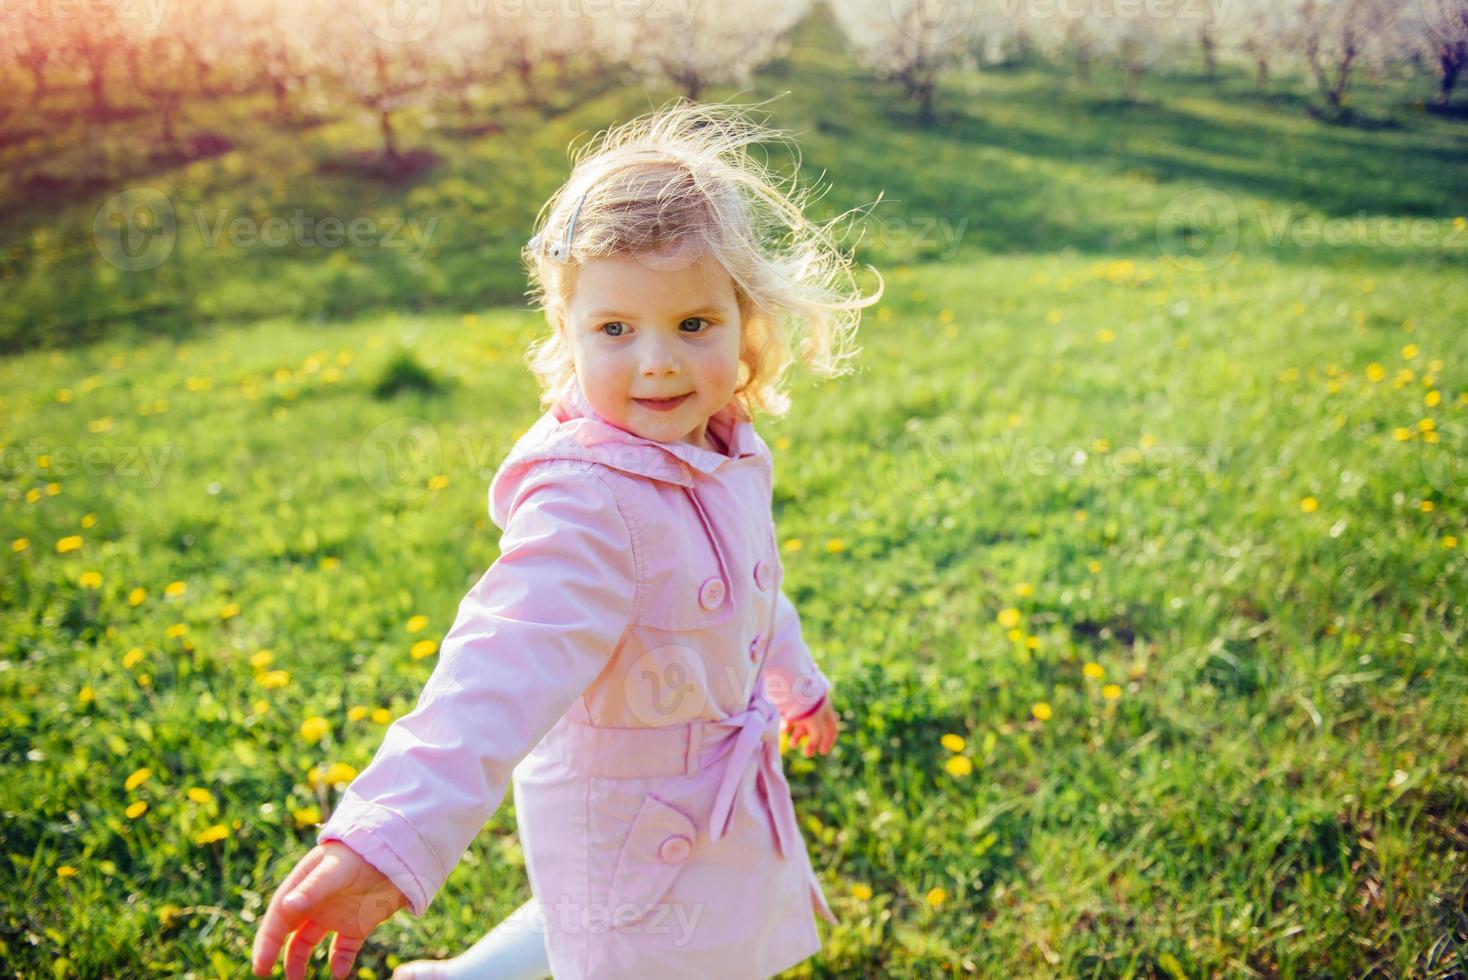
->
564, 251, 744, 451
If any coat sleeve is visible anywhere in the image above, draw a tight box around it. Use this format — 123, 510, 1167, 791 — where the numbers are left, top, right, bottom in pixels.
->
761, 585, 831, 724
315, 463, 636, 917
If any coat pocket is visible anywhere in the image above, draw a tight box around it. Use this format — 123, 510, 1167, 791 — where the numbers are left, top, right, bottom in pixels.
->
605, 793, 698, 927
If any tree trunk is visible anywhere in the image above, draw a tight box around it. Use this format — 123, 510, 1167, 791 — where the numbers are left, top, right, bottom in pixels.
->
380, 108, 399, 162
1255, 58, 1269, 92
1126, 64, 1141, 101
1075, 49, 1091, 83
1201, 29, 1216, 79
88, 62, 109, 117
1439, 43, 1465, 106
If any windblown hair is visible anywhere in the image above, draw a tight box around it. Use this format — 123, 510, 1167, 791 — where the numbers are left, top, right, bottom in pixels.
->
520, 98, 884, 420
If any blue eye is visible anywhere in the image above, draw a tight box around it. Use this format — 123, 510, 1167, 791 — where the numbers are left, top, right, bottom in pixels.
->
598, 322, 625, 337
680, 317, 709, 332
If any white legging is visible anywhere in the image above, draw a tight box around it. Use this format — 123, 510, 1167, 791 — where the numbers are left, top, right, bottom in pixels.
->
393, 896, 550, 980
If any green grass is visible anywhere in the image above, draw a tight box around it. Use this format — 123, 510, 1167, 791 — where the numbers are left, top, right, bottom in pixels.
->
2, 7, 1467, 978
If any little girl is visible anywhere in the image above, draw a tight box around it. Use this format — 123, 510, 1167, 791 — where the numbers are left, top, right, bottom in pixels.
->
250, 99, 882, 980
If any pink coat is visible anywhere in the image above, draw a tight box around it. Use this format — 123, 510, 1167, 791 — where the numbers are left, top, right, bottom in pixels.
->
316, 384, 838, 978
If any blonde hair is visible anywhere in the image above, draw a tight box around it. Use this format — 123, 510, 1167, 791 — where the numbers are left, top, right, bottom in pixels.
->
520, 98, 884, 420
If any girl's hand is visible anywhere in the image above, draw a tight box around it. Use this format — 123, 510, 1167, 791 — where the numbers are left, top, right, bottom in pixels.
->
781, 696, 840, 758
251, 840, 408, 980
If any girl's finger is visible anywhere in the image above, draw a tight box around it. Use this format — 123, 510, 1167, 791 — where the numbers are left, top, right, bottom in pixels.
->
283, 850, 346, 915
328, 930, 366, 980
283, 918, 330, 980
254, 849, 325, 975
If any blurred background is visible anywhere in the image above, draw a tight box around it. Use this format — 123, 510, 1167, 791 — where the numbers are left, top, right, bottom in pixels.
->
1, 0, 1466, 975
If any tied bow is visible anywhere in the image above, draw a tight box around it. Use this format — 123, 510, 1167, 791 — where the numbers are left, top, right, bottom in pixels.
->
705, 697, 801, 861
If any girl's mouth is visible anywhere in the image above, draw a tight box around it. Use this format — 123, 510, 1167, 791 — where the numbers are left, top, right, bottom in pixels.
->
633, 394, 691, 412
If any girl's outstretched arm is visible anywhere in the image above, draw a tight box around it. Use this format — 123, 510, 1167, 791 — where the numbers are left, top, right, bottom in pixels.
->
251, 461, 636, 977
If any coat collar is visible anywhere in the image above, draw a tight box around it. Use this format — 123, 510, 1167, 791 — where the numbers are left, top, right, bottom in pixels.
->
493, 384, 765, 500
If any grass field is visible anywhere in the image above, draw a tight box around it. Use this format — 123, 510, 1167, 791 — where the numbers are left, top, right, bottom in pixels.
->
2, 7, 1467, 978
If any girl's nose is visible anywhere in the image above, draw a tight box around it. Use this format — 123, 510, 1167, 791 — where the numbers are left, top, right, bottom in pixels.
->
639, 342, 680, 376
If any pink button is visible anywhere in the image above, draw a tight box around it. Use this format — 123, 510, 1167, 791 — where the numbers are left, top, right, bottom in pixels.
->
753, 560, 773, 591
698, 577, 725, 610
748, 632, 762, 661
658, 834, 692, 863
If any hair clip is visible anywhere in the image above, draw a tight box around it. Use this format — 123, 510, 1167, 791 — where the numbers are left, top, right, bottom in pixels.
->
530, 188, 590, 264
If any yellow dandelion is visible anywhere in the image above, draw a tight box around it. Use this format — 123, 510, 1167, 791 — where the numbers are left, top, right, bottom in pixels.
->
293, 806, 321, 828
1102, 684, 1122, 700
1083, 662, 1104, 680
125, 767, 151, 791
78, 685, 94, 704
250, 649, 274, 669
1426, 390, 1441, 407
194, 824, 228, 845
825, 538, 845, 554
944, 755, 973, 777
126, 801, 148, 819
1300, 497, 1319, 513
347, 705, 369, 722
26, 488, 41, 503
1444, 536, 1458, 549
427, 475, 449, 491
253, 699, 269, 716
79, 571, 102, 589
926, 887, 948, 908
122, 647, 144, 669
1096, 329, 1115, 343
128, 587, 146, 606
1402, 344, 1419, 360
1025, 635, 1041, 650
1393, 427, 1413, 442
1016, 582, 1033, 597
81, 513, 98, 528
45, 482, 60, 496
57, 866, 78, 879
410, 639, 438, 660
997, 608, 1022, 629
56, 535, 83, 554
12, 538, 28, 552
940, 733, 966, 753
164, 580, 186, 598
1419, 418, 1436, 432
219, 602, 241, 620
320, 556, 341, 570
1007, 628, 1024, 643
324, 762, 358, 784
783, 538, 803, 553
299, 716, 330, 743
1421, 500, 1435, 512
1032, 702, 1052, 721
371, 708, 392, 724
851, 883, 873, 902
406, 614, 429, 633
1087, 560, 1101, 573
165, 623, 187, 639
258, 670, 290, 689
186, 787, 215, 805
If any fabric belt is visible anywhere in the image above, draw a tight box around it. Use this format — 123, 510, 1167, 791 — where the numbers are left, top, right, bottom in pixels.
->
558, 696, 800, 861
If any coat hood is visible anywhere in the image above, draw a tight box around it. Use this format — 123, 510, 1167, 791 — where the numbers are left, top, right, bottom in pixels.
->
489, 385, 767, 530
